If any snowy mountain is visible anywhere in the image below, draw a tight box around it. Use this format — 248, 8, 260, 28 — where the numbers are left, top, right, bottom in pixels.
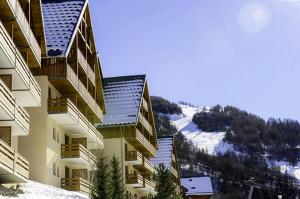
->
169, 103, 300, 181
0, 181, 88, 199
169, 104, 235, 155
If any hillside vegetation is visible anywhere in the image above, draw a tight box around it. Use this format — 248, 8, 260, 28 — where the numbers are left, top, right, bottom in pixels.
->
151, 96, 300, 199
193, 105, 300, 165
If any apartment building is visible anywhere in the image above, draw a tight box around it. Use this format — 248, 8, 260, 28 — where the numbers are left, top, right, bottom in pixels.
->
97, 75, 158, 199
150, 136, 181, 195
0, 0, 44, 184
18, 0, 105, 194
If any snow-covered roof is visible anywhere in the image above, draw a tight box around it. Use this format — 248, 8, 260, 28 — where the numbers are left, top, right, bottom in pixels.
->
97, 75, 146, 127
42, 0, 86, 56
150, 137, 174, 169
180, 176, 213, 196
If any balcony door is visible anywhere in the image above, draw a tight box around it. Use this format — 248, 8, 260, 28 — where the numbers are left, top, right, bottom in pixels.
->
65, 135, 70, 144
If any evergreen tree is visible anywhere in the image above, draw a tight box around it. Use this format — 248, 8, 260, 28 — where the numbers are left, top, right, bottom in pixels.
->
109, 155, 126, 199
91, 152, 109, 199
154, 164, 176, 199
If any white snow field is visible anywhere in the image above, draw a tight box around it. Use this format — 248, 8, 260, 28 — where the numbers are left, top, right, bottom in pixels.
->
170, 104, 234, 155
0, 180, 88, 199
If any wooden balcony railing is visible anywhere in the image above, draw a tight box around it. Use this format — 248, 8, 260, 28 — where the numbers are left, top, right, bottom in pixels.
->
125, 150, 143, 162
48, 98, 103, 144
138, 113, 153, 136
143, 157, 156, 174
0, 21, 41, 104
6, 0, 41, 64
171, 166, 178, 178
0, 139, 29, 180
126, 173, 143, 185
61, 144, 96, 166
143, 178, 155, 192
135, 129, 156, 156
0, 79, 29, 135
142, 98, 148, 112
77, 49, 95, 84
38, 62, 102, 121
61, 178, 91, 195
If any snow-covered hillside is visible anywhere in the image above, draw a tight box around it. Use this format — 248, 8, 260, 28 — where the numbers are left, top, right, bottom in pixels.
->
170, 103, 300, 181
1, 181, 88, 199
169, 104, 234, 155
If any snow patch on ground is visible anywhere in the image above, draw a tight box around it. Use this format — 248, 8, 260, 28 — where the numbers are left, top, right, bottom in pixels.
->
1, 180, 88, 199
170, 104, 234, 155
269, 161, 300, 181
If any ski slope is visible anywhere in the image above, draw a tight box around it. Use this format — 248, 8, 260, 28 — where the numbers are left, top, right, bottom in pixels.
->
170, 104, 235, 155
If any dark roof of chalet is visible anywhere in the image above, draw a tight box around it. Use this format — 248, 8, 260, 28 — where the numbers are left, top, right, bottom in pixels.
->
180, 177, 213, 196
42, 0, 86, 56
150, 136, 174, 169
97, 75, 146, 127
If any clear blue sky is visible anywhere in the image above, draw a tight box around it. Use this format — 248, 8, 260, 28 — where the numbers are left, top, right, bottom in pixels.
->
90, 0, 300, 121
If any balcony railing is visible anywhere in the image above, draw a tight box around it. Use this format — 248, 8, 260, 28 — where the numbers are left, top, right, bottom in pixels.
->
77, 49, 95, 84
37, 62, 102, 120
143, 178, 155, 192
0, 79, 29, 136
171, 166, 178, 178
142, 98, 148, 112
126, 173, 143, 186
0, 139, 29, 182
0, 20, 41, 106
143, 157, 156, 174
6, 0, 41, 64
61, 144, 96, 166
61, 178, 91, 195
138, 113, 153, 136
48, 98, 103, 146
135, 129, 156, 156
125, 150, 143, 162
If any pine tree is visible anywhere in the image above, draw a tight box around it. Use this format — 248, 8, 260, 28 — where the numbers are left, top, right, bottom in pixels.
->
91, 152, 109, 199
154, 164, 176, 199
109, 155, 126, 199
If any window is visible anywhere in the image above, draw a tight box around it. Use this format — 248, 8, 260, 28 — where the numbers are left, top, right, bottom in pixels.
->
53, 162, 56, 176
57, 167, 60, 177
53, 128, 56, 141
57, 131, 60, 143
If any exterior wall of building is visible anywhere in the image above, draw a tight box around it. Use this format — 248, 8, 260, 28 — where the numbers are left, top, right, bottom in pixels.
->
19, 76, 48, 183
19, 76, 99, 191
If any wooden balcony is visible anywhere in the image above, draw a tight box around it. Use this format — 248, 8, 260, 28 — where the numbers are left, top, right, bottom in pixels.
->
61, 178, 91, 195
48, 98, 103, 149
77, 49, 95, 85
126, 173, 143, 188
0, 79, 29, 136
172, 154, 176, 162
125, 150, 143, 165
134, 155, 156, 174
38, 63, 103, 122
138, 113, 153, 136
138, 178, 156, 194
0, 139, 29, 183
125, 129, 156, 157
0, 0, 41, 66
0, 21, 41, 107
171, 166, 178, 178
61, 144, 96, 167
142, 98, 148, 112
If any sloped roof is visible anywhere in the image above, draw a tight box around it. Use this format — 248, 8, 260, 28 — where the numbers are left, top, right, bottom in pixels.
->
97, 75, 146, 127
150, 136, 174, 169
42, 0, 86, 56
180, 177, 213, 196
